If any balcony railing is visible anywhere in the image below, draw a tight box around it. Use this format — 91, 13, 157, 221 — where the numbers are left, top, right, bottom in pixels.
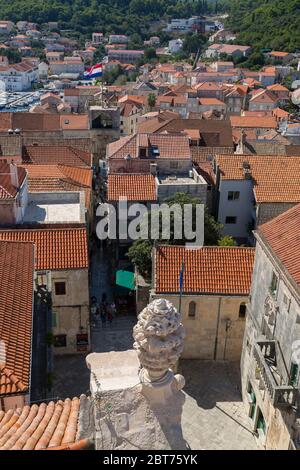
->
253, 340, 299, 408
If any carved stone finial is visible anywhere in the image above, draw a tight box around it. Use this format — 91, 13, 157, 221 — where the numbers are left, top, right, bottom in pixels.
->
133, 299, 185, 382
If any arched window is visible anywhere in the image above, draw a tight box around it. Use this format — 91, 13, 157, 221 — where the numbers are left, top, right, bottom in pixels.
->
188, 301, 196, 318
239, 303, 247, 319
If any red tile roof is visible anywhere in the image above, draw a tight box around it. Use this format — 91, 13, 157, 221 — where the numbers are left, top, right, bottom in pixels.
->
258, 203, 300, 288
269, 51, 290, 57
0, 396, 89, 450
195, 81, 221, 91
0, 228, 88, 271
216, 154, 300, 203
272, 107, 289, 119
230, 116, 277, 129
0, 162, 26, 199
19, 164, 92, 208
199, 98, 225, 106
19, 164, 92, 187
249, 89, 278, 103
0, 240, 34, 397
155, 245, 255, 295
267, 83, 290, 92
191, 146, 233, 164
0, 113, 89, 132
107, 133, 191, 160
108, 174, 157, 202
22, 146, 91, 167
137, 118, 234, 148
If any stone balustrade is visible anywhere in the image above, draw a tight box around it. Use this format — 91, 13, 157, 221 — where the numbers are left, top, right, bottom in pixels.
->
253, 341, 299, 408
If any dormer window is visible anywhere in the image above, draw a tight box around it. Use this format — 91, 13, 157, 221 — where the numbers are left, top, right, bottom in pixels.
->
150, 145, 160, 158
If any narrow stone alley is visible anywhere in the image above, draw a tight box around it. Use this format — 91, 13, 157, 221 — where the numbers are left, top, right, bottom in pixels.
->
89, 241, 137, 353
52, 241, 137, 399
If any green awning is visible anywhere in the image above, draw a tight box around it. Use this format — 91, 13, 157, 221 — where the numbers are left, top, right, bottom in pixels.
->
116, 270, 135, 291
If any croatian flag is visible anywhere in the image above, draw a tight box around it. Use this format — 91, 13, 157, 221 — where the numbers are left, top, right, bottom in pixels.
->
84, 63, 103, 80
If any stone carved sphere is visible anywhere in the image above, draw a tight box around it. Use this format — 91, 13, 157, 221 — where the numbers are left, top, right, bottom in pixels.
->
133, 299, 185, 379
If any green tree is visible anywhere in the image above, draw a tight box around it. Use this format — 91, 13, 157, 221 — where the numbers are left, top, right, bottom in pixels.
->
183, 33, 207, 55
218, 235, 237, 247
127, 239, 153, 277
144, 47, 157, 62
147, 92, 156, 109
114, 74, 127, 85
0, 47, 21, 64
127, 193, 225, 275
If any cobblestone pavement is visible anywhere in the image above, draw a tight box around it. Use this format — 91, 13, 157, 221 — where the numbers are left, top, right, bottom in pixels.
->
180, 361, 258, 450
90, 243, 113, 304
92, 316, 137, 353
89, 242, 137, 352
51, 354, 90, 400
52, 317, 137, 399
52, 244, 256, 449
52, 243, 137, 398
52, 357, 257, 450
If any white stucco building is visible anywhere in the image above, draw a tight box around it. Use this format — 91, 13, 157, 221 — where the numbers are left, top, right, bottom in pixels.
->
0, 62, 39, 91
168, 39, 183, 55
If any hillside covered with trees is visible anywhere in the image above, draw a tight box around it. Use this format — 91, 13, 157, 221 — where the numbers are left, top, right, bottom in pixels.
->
0, 0, 216, 36
224, 0, 300, 52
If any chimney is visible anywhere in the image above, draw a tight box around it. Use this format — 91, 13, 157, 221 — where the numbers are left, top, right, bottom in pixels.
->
10, 163, 19, 188
242, 160, 252, 179
239, 130, 246, 153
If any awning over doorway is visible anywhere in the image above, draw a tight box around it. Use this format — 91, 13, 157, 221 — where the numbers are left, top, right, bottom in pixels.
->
116, 270, 135, 291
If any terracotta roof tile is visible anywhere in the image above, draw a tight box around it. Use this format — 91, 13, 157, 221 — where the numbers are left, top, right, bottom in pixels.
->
108, 174, 156, 201
108, 133, 191, 160
216, 154, 300, 203
22, 146, 91, 167
199, 98, 225, 106
230, 116, 277, 129
155, 245, 255, 295
0, 367, 28, 396
191, 146, 233, 163
18, 164, 92, 207
249, 89, 278, 103
0, 162, 26, 199
137, 118, 233, 148
0, 240, 34, 396
0, 228, 88, 271
0, 396, 89, 450
258, 203, 300, 288
0, 113, 89, 132
269, 51, 290, 57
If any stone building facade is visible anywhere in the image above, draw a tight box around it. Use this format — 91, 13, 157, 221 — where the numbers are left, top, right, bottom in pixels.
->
151, 245, 255, 362
150, 293, 251, 361
256, 202, 296, 226
0, 227, 90, 356
241, 206, 300, 450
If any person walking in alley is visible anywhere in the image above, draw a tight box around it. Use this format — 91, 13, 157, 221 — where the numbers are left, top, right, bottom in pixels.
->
107, 302, 116, 326
100, 301, 107, 327
107, 309, 113, 325
90, 297, 99, 327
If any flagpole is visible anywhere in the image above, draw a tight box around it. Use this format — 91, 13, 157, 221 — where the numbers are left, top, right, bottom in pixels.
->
179, 257, 185, 314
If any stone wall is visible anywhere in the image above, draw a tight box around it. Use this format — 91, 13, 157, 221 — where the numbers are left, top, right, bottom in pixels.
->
150, 293, 248, 361
157, 178, 207, 204
51, 268, 90, 355
240, 239, 300, 449
257, 202, 296, 226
